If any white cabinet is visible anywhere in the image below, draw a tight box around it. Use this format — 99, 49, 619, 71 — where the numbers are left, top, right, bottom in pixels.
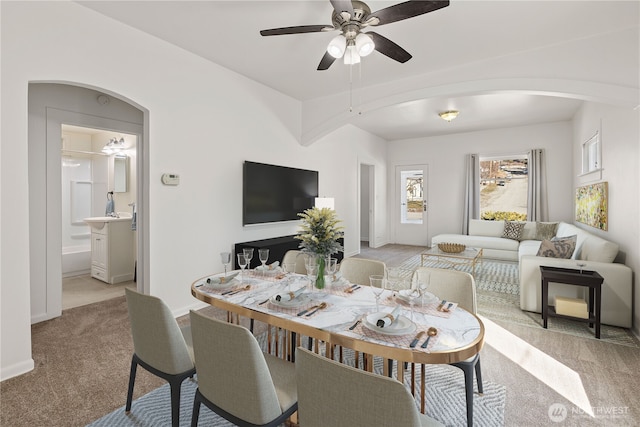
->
90, 221, 134, 284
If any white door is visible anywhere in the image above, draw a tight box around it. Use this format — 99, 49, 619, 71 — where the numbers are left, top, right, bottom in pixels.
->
394, 165, 429, 246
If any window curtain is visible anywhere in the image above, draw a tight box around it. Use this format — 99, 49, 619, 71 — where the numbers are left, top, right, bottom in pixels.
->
527, 148, 548, 221
463, 153, 480, 234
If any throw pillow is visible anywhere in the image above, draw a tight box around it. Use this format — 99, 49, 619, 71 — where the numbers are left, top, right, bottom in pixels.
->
502, 220, 525, 241
536, 235, 577, 259
535, 222, 559, 241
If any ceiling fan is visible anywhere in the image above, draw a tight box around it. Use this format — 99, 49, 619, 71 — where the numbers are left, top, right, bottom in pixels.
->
260, 0, 449, 70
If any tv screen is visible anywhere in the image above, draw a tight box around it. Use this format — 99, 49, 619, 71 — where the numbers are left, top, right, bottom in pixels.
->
243, 161, 319, 225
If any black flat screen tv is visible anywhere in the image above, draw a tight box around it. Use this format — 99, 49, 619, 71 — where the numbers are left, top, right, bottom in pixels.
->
243, 161, 319, 225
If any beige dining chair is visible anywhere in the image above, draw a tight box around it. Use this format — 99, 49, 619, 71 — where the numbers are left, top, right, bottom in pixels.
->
189, 310, 298, 427
338, 257, 386, 286
282, 250, 307, 274
412, 267, 483, 427
124, 288, 196, 427
295, 347, 444, 427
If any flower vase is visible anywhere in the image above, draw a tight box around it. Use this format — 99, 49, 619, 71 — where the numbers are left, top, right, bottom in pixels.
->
315, 255, 326, 289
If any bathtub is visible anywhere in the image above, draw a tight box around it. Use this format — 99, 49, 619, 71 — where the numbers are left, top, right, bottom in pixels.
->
62, 245, 91, 277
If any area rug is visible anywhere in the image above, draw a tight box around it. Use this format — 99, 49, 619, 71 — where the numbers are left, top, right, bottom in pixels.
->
88, 357, 506, 427
398, 255, 639, 348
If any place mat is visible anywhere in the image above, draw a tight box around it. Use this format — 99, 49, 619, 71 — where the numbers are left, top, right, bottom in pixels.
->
246, 270, 286, 282
325, 283, 361, 297
383, 295, 453, 318
351, 323, 439, 352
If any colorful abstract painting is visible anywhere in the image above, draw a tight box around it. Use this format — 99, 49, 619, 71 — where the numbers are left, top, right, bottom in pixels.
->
575, 182, 608, 230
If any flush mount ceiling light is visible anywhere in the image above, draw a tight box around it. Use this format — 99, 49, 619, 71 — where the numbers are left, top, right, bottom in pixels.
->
439, 110, 459, 122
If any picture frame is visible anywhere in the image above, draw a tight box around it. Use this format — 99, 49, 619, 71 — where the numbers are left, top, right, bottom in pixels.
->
575, 182, 608, 231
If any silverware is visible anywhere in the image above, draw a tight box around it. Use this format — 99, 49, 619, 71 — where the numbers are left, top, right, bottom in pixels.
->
436, 299, 447, 311
305, 302, 327, 317
443, 302, 453, 312
222, 285, 250, 296
420, 327, 438, 349
409, 331, 426, 348
348, 318, 362, 330
258, 298, 269, 305
297, 304, 319, 316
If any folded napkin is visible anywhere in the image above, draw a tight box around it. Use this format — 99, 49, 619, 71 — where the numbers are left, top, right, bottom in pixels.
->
274, 286, 305, 302
206, 272, 239, 285
376, 305, 402, 328
255, 261, 280, 271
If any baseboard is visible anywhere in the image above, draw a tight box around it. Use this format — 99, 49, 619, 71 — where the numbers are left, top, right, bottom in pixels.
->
172, 300, 208, 319
1, 358, 35, 381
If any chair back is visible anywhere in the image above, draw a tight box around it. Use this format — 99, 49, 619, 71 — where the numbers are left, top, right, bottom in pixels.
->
282, 250, 307, 274
189, 310, 283, 425
295, 348, 441, 427
412, 267, 477, 313
338, 258, 386, 286
125, 288, 194, 375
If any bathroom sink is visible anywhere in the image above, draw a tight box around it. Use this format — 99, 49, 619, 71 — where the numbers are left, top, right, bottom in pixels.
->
84, 215, 132, 230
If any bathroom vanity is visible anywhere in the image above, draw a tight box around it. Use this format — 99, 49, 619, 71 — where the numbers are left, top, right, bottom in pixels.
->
84, 215, 134, 284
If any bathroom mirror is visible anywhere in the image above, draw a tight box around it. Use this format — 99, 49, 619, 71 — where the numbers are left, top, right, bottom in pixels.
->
113, 155, 128, 193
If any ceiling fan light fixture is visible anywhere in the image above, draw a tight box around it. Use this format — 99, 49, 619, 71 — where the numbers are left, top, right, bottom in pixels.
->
327, 34, 347, 58
344, 44, 361, 64
355, 33, 375, 56
439, 110, 459, 122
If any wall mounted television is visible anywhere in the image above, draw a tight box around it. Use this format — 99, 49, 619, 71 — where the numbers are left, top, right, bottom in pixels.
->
243, 161, 319, 226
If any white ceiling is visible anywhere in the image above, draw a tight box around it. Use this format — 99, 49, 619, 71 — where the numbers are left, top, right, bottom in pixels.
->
78, 1, 635, 140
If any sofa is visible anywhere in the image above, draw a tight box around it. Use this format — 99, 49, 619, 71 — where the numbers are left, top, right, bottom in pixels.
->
431, 219, 632, 328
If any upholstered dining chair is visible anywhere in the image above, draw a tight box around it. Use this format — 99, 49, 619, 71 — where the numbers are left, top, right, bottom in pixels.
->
295, 347, 443, 427
189, 310, 298, 427
124, 288, 196, 427
412, 267, 483, 427
338, 257, 386, 286
282, 250, 307, 274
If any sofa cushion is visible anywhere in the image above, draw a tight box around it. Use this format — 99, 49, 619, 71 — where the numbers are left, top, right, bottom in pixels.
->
518, 240, 542, 258
536, 235, 577, 259
502, 220, 525, 241
535, 222, 559, 240
468, 219, 504, 237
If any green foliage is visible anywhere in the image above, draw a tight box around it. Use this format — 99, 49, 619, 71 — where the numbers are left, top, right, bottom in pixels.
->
295, 207, 344, 256
481, 211, 527, 221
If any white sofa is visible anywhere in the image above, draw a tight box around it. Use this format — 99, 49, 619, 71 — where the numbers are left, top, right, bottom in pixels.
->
432, 220, 633, 328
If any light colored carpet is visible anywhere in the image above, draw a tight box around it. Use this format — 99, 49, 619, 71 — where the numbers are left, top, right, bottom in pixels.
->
398, 256, 639, 348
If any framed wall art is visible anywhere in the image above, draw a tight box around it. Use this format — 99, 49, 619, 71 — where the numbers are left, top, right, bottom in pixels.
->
575, 182, 608, 231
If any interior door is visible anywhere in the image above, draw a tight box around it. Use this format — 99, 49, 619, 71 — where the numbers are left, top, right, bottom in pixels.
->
394, 165, 429, 246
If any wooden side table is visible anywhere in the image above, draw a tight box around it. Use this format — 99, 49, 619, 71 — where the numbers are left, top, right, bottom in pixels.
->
540, 266, 604, 338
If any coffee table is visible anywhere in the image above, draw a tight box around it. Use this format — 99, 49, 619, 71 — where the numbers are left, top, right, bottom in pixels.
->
420, 247, 483, 277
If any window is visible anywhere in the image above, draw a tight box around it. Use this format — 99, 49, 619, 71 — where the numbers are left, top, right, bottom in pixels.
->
582, 131, 601, 174
479, 155, 528, 221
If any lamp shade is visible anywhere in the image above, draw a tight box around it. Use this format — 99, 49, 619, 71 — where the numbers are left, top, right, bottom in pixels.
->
343, 45, 361, 64
355, 33, 375, 57
327, 35, 346, 58
315, 197, 335, 210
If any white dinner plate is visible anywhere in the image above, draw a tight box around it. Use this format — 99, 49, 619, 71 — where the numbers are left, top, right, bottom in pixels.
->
396, 290, 439, 305
269, 293, 310, 308
363, 313, 416, 336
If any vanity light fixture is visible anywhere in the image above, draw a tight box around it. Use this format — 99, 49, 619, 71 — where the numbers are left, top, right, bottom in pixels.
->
439, 110, 459, 122
102, 137, 126, 154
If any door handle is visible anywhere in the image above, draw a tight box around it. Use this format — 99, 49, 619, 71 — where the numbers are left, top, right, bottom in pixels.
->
423, 201, 427, 212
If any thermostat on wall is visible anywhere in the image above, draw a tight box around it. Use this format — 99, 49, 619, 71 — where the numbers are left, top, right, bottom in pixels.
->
161, 173, 180, 186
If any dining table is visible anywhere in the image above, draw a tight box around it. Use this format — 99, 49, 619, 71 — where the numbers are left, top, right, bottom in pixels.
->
191, 268, 485, 414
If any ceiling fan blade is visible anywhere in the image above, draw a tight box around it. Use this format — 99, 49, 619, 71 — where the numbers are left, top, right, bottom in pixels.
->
368, 0, 449, 26
260, 25, 334, 36
367, 31, 412, 63
330, 0, 354, 19
317, 51, 337, 70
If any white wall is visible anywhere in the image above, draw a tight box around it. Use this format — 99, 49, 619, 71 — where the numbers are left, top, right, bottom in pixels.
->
0, 1, 388, 380
387, 121, 574, 244
573, 102, 640, 335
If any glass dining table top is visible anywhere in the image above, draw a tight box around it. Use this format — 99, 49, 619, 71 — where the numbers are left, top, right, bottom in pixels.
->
191, 269, 484, 365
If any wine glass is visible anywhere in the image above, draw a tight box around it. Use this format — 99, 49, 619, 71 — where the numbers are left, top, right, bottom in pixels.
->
370, 275, 385, 312
237, 253, 247, 284
243, 248, 254, 270
577, 262, 586, 274
419, 271, 430, 307
282, 261, 296, 291
406, 285, 420, 322
220, 252, 231, 276
258, 249, 270, 273
325, 257, 338, 284
306, 264, 318, 290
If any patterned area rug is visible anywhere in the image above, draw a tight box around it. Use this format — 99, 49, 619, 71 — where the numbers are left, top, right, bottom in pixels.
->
398, 255, 639, 348
88, 349, 506, 427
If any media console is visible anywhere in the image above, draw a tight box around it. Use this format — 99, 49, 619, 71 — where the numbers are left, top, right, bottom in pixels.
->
234, 235, 344, 269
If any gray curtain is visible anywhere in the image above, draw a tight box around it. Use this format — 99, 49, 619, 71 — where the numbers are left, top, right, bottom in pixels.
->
527, 149, 548, 221
463, 154, 480, 234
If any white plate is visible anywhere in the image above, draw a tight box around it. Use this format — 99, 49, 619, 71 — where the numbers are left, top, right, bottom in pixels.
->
396, 290, 439, 305
269, 293, 310, 308
363, 313, 416, 336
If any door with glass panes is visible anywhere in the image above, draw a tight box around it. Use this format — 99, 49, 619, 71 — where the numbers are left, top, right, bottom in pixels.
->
395, 165, 429, 246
